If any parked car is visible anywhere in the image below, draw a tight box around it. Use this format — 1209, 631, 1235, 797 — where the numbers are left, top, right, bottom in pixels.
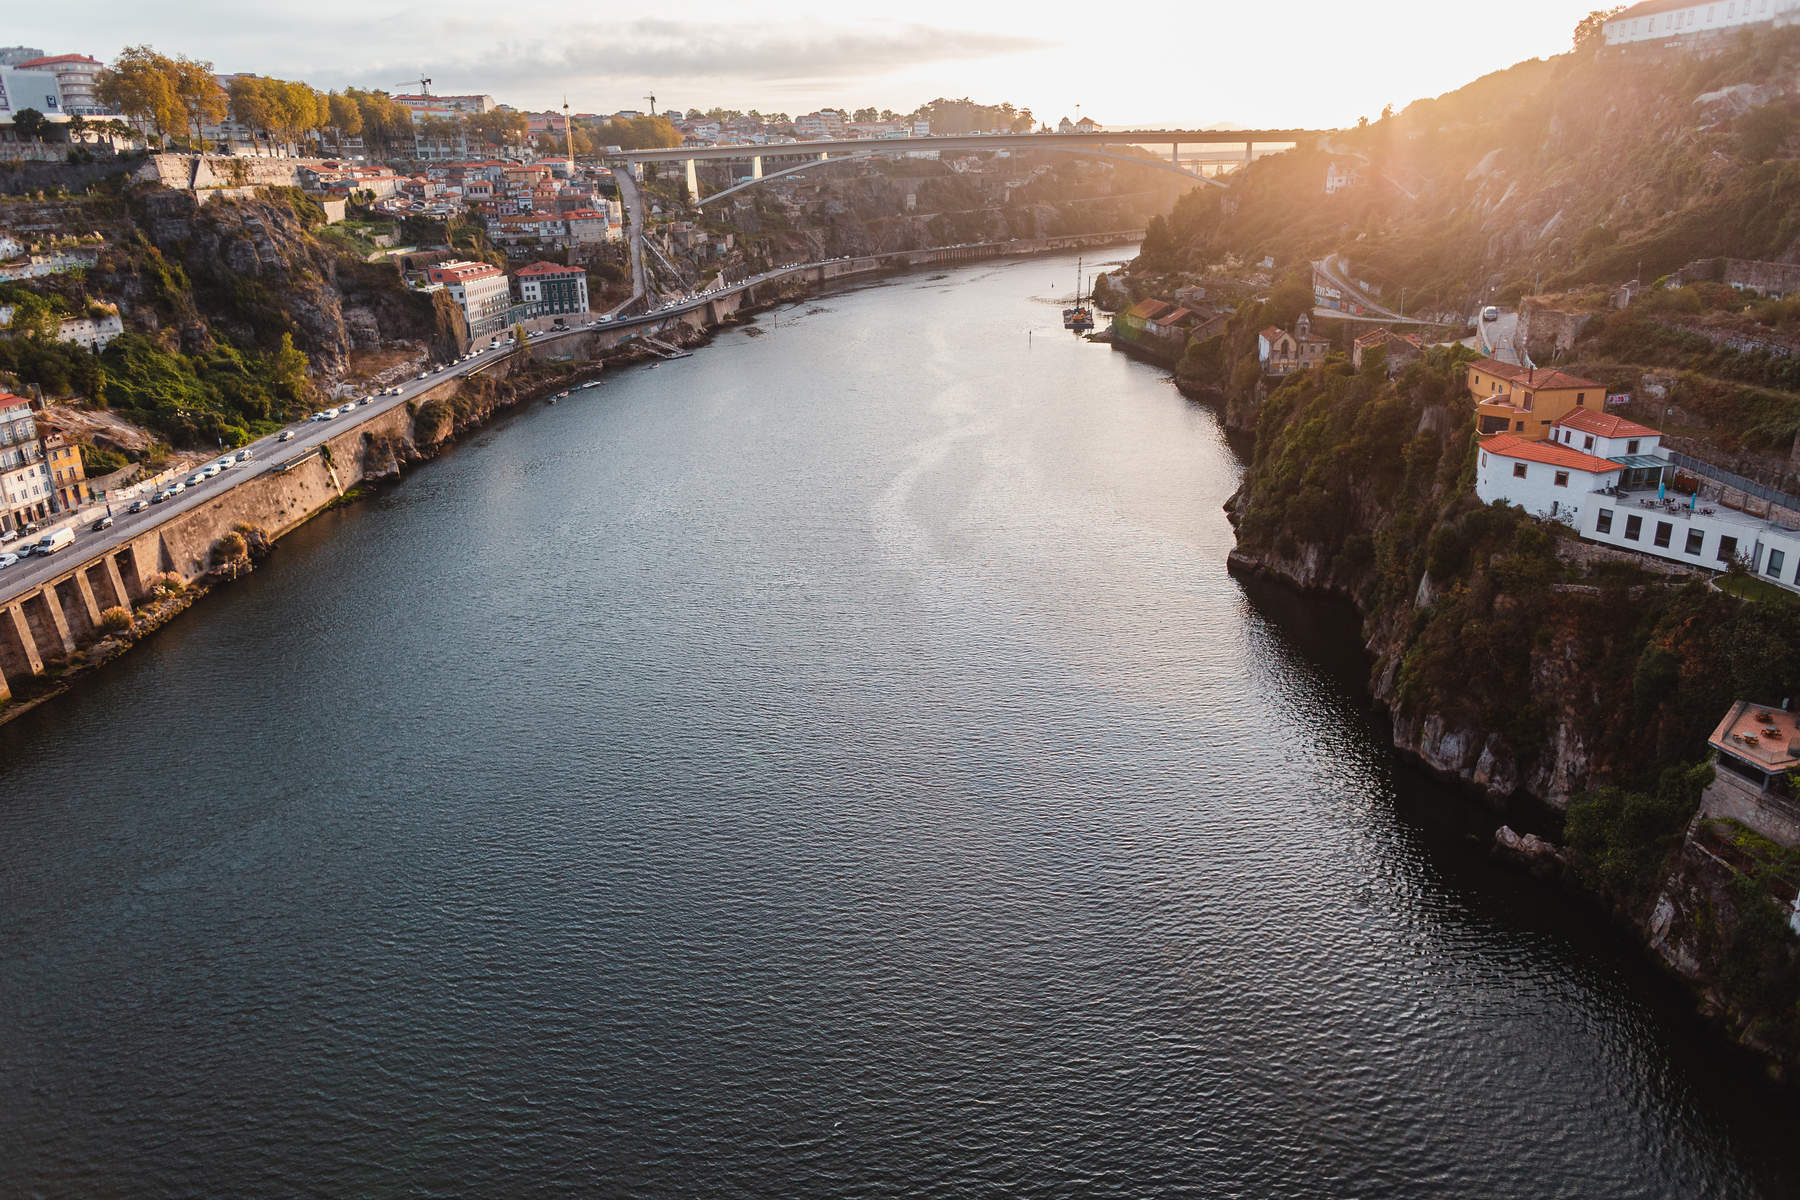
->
0, 552, 16, 569
279, 430, 296, 441
186, 471, 207, 486
91, 514, 114, 532
236, 449, 253, 462
417, 371, 430, 379
128, 499, 150, 513
0, 528, 15, 545
21, 522, 39, 536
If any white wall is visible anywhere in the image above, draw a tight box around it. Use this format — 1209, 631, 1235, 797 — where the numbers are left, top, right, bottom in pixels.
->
1606, 0, 1799, 45
1476, 449, 1616, 522
1577, 496, 1800, 590
1549, 425, 1660, 458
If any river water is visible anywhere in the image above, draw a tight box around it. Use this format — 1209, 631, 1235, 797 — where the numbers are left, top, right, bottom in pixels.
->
2, 253, 1795, 1197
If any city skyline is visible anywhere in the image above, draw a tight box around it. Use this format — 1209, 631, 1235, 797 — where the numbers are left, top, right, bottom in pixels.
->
14, 0, 1611, 128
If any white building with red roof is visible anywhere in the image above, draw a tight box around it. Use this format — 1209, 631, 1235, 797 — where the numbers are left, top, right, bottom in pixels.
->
1603, 0, 1799, 48
513, 261, 588, 315
1477, 433, 1623, 523
426, 260, 510, 339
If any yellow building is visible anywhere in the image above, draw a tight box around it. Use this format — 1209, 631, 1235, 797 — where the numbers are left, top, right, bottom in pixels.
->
43, 435, 88, 512
1469, 359, 1604, 441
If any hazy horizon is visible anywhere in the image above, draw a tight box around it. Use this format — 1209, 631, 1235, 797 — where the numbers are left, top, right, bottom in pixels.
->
14, 1, 1605, 128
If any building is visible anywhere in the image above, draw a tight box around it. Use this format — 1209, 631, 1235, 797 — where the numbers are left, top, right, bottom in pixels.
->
426, 260, 510, 339
1475, 433, 1623, 523
15, 54, 105, 115
1468, 359, 1604, 440
0, 48, 47, 67
513, 261, 589, 316
394, 93, 496, 119
1709, 701, 1800, 797
1603, 0, 1800, 48
0, 64, 65, 120
1325, 162, 1362, 195
1258, 313, 1330, 375
1352, 328, 1423, 373
0, 393, 86, 530
42, 432, 87, 511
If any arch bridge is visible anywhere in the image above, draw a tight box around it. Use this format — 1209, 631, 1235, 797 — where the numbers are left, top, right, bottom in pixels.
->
607, 129, 1317, 204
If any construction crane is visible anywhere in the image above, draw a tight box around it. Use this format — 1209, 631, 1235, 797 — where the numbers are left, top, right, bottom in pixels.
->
397, 76, 432, 96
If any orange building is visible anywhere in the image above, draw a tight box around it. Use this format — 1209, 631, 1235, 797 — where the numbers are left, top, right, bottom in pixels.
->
1469, 359, 1604, 440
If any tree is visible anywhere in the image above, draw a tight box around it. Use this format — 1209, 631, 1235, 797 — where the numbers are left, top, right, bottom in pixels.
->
853, 107, 878, 123
11, 108, 47, 143
95, 46, 185, 144
1574, 7, 1626, 53
227, 76, 276, 151
170, 55, 226, 147
327, 91, 362, 150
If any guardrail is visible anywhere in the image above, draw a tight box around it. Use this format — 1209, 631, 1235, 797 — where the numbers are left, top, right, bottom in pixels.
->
1666, 451, 1800, 517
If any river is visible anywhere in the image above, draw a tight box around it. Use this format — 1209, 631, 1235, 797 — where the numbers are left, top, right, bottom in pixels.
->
2, 253, 1795, 1196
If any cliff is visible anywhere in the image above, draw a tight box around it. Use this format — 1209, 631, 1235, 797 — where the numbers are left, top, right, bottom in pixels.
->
1227, 350, 1800, 1069
1135, 29, 1800, 316
1226, 351, 1800, 809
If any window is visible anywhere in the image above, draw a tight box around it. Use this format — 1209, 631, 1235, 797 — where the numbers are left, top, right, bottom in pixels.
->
1597, 508, 1614, 534
1515, 420, 1526, 432
1576, 393, 1586, 406
1686, 529, 1705, 555
1554, 471, 1570, 488
1654, 521, 1672, 548
1583, 436, 1595, 450
1769, 549, 1786, 579
1480, 453, 1488, 467
1513, 462, 1528, 479
1625, 515, 1643, 541
1718, 535, 1738, 563
1627, 439, 1640, 454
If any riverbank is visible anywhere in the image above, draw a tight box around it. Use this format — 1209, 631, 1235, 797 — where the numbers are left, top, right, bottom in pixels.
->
0, 239, 1139, 725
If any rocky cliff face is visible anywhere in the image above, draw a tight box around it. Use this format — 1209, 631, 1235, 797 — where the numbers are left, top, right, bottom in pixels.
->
116, 187, 459, 380
1226, 352, 1800, 813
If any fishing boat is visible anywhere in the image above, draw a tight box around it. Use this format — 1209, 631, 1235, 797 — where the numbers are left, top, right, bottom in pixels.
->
1063, 257, 1095, 332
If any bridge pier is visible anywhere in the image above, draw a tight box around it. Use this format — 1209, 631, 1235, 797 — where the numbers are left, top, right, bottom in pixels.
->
752, 155, 762, 179
685, 157, 700, 202
1244, 141, 1254, 168
1171, 142, 1180, 169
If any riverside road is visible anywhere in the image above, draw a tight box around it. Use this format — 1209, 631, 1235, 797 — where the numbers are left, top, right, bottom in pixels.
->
0, 263, 808, 607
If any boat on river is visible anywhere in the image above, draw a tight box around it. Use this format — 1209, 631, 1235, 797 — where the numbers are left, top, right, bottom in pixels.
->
1063, 257, 1095, 332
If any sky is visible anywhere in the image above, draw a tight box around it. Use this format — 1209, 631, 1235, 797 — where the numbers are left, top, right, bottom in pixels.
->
15, 1, 1607, 127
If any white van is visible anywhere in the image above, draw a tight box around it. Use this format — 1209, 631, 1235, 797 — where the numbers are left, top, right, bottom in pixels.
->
36, 528, 75, 555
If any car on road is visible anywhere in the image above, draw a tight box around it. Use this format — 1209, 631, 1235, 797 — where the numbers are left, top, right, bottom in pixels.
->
128, 499, 150, 513
0, 553, 15, 569
21, 522, 39, 536
34, 528, 74, 556
0, 529, 14, 545
417, 371, 430, 379
279, 430, 295, 441
186, 471, 208, 486
91, 515, 113, 532
1482, 306, 1501, 322
236, 449, 253, 462
213, 456, 235, 472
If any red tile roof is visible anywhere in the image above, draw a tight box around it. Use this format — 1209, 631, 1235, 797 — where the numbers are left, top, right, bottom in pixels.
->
1554, 409, 1660, 438
1479, 434, 1621, 475
1470, 359, 1601, 391
1127, 299, 1172, 320
1259, 325, 1286, 341
514, 261, 584, 277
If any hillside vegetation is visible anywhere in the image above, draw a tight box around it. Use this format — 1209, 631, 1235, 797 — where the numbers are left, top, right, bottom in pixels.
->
1138, 29, 1800, 316
0, 179, 458, 449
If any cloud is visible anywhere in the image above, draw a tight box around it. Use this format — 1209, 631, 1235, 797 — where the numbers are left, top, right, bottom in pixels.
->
329, 19, 1055, 100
